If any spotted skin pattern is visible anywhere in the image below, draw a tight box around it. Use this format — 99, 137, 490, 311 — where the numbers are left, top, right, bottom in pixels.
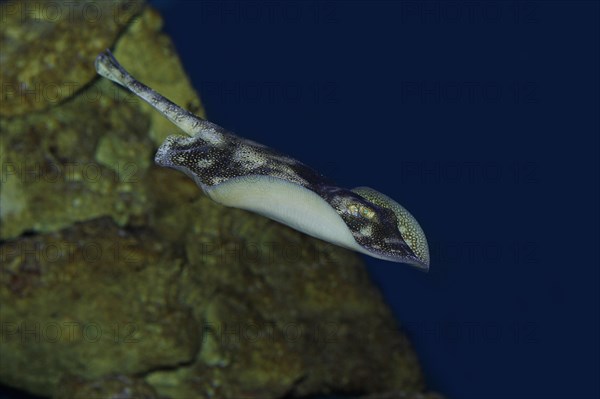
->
95, 50, 429, 269
155, 130, 420, 265
155, 130, 317, 189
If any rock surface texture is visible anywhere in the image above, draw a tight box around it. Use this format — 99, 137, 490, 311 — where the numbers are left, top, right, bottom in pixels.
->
0, 1, 443, 398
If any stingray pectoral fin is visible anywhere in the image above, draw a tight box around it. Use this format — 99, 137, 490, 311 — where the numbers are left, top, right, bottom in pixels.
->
352, 186, 430, 268
206, 175, 364, 253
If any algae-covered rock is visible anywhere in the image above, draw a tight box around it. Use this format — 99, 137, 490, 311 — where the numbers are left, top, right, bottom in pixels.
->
0, 1, 442, 398
0, 217, 198, 393
0, 0, 145, 117
0, 2, 202, 240
54, 375, 160, 399
0, 204, 428, 398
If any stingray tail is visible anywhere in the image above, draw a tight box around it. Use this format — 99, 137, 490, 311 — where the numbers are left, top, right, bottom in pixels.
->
94, 50, 217, 140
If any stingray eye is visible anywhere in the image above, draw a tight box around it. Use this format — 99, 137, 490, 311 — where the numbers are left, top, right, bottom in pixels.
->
347, 204, 376, 219
360, 206, 376, 219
